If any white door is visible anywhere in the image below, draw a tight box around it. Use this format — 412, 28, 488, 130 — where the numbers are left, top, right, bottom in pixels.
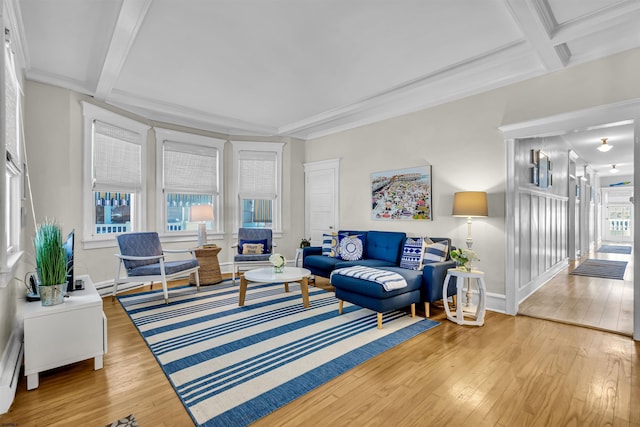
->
602, 187, 633, 243
304, 159, 340, 246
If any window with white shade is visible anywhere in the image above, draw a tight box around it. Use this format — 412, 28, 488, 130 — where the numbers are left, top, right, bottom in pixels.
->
155, 128, 225, 239
232, 141, 283, 232
82, 102, 149, 247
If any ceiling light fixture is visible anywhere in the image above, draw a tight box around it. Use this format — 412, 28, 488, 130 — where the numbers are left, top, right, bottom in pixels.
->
597, 137, 612, 152
610, 164, 619, 174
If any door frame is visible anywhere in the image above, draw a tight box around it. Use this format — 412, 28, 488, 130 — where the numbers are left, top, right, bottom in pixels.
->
500, 98, 640, 341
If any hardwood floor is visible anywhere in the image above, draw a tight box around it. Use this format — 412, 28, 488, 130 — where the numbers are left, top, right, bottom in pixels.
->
2, 276, 639, 426
519, 243, 634, 336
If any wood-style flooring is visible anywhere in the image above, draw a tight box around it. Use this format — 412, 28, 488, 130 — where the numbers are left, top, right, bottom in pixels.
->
2, 276, 639, 426
519, 243, 634, 336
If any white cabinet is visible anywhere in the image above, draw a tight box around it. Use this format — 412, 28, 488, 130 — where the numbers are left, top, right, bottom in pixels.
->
20, 275, 107, 390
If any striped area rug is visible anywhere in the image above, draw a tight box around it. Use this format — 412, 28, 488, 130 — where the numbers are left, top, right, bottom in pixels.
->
570, 259, 628, 280
118, 280, 439, 426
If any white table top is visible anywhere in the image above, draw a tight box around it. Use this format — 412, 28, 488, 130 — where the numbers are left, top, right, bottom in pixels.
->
244, 266, 311, 283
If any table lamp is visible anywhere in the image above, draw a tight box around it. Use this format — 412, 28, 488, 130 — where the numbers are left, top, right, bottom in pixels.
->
452, 191, 488, 249
190, 204, 214, 247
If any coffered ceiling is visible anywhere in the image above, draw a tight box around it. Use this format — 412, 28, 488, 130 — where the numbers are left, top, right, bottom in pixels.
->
9, 0, 640, 175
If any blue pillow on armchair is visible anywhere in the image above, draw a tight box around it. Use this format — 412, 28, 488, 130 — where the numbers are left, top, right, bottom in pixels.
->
238, 239, 270, 254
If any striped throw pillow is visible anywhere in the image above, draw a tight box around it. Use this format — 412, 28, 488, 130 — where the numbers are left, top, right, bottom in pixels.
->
423, 238, 449, 263
322, 232, 340, 257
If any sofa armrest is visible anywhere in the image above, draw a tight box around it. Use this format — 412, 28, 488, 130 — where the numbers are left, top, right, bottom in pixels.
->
302, 246, 322, 260
421, 260, 457, 303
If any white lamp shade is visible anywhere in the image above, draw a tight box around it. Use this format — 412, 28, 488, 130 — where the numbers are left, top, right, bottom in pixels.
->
190, 204, 214, 222
452, 191, 488, 217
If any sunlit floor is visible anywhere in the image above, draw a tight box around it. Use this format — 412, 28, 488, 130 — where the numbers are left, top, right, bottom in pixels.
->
518, 241, 634, 336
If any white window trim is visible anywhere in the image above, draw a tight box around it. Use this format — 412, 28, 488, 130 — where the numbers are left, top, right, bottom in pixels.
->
0, 18, 24, 287
154, 128, 226, 243
81, 102, 150, 249
231, 141, 284, 235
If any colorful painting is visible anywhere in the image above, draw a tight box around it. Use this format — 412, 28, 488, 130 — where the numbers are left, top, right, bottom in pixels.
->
371, 165, 432, 221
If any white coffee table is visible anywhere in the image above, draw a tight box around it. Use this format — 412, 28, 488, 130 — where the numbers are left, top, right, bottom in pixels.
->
239, 266, 312, 308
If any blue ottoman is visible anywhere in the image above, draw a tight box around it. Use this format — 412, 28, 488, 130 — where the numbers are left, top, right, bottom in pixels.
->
330, 267, 422, 329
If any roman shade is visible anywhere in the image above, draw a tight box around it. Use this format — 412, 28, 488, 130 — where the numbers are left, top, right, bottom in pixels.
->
93, 120, 142, 192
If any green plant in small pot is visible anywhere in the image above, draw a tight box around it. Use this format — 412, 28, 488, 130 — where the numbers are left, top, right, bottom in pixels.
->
34, 219, 68, 306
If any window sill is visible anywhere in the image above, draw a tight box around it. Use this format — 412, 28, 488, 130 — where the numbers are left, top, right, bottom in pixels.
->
159, 232, 224, 244
82, 237, 117, 250
0, 250, 24, 288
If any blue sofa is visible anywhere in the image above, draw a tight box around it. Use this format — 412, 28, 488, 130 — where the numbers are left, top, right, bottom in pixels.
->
302, 230, 456, 318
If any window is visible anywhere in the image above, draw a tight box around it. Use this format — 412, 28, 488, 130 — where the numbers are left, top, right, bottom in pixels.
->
0, 27, 23, 285
232, 141, 284, 232
155, 128, 225, 240
82, 102, 150, 247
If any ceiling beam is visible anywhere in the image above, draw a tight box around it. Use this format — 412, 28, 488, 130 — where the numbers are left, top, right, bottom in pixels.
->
505, 0, 568, 70
551, 0, 640, 45
94, 0, 153, 100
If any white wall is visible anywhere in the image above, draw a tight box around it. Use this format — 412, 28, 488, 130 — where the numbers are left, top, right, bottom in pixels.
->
21, 81, 306, 284
305, 47, 640, 310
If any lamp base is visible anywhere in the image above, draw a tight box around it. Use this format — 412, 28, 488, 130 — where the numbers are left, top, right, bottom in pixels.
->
197, 223, 207, 247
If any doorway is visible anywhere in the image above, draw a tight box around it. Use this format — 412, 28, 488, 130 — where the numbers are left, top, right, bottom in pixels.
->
501, 99, 639, 340
602, 187, 634, 243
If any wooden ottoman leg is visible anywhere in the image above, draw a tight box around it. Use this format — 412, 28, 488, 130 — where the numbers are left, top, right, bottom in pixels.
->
411, 303, 415, 318
338, 299, 344, 315
377, 313, 383, 329
424, 302, 430, 318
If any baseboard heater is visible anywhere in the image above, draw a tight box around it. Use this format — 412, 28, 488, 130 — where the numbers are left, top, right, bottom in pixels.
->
0, 330, 23, 414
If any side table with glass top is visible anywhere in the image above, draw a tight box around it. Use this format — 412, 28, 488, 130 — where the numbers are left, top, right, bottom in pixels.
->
189, 245, 223, 285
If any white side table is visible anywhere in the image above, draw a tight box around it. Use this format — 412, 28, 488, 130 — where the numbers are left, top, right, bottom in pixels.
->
20, 274, 107, 389
442, 268, 486, 326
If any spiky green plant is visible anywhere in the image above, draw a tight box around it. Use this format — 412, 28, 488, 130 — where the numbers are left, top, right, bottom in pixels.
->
34, 220, 67, 286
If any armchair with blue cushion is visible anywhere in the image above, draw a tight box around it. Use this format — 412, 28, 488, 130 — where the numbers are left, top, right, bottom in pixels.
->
113, 232, 200, 304
231, 228, 277, 283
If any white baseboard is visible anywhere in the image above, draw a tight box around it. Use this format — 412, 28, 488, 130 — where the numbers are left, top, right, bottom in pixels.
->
0, 328, 23, 414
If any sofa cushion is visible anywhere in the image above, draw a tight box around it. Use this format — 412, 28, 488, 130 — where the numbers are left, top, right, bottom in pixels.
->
364, 231, 406, 264
338, 234, 365, 261
423, 238, 449, 262
335, 259, 397, 269
399, 237, 425, 270
304, 253, 343, 271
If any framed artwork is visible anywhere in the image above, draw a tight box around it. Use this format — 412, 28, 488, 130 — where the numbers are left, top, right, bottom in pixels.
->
531, 149, 551, 189
538, 152, 549, 188
371, 165, 432, 220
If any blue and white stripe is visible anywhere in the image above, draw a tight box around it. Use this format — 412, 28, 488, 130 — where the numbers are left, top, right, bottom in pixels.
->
119, 279, 438, 427
330, 265, 407, 291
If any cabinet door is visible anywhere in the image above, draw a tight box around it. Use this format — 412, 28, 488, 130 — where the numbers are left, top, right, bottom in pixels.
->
24, 307, 103, 374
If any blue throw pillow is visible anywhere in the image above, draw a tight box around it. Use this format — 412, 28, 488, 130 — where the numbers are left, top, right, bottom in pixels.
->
400, 237, 425, 270
423, 238, 448, 263
239, 239, 269, 254
338, 234, 364, 261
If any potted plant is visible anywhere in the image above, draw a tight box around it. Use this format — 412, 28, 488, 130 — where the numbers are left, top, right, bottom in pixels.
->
34, 219, 68, 306
299, 238, 311, 248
